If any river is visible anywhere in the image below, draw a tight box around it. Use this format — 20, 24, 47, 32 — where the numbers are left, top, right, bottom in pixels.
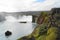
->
0, 21, 36, 40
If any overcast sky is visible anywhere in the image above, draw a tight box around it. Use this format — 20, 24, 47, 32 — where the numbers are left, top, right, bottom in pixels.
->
0, 0, 60, 12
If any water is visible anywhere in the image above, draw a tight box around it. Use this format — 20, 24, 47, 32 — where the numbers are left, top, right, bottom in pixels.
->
0, 21, 36, 40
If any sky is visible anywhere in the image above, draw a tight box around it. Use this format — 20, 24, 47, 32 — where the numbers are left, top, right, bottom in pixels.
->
35, 0, 45, 2
0, 0, 60, 12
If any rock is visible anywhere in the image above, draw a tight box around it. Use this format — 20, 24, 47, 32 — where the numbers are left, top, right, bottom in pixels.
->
5, 31, 12, 37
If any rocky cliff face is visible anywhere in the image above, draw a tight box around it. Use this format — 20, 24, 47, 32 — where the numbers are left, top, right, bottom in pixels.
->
17, 8, 60, 40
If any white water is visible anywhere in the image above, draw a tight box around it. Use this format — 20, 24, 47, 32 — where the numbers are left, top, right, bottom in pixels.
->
0, 16, 36, 40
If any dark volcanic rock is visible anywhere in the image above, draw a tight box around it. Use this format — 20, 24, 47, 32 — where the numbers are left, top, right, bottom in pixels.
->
5, 31, 12, 37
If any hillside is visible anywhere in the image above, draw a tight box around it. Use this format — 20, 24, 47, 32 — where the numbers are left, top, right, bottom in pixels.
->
17, 8, 60, 40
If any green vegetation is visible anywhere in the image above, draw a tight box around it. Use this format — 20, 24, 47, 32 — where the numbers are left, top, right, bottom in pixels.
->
17, 12, 60, 40
46, 27, 58, 40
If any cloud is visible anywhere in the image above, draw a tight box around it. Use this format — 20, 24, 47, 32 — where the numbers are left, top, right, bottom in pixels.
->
0, 0, 60, 12
30, 0, 59, 11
